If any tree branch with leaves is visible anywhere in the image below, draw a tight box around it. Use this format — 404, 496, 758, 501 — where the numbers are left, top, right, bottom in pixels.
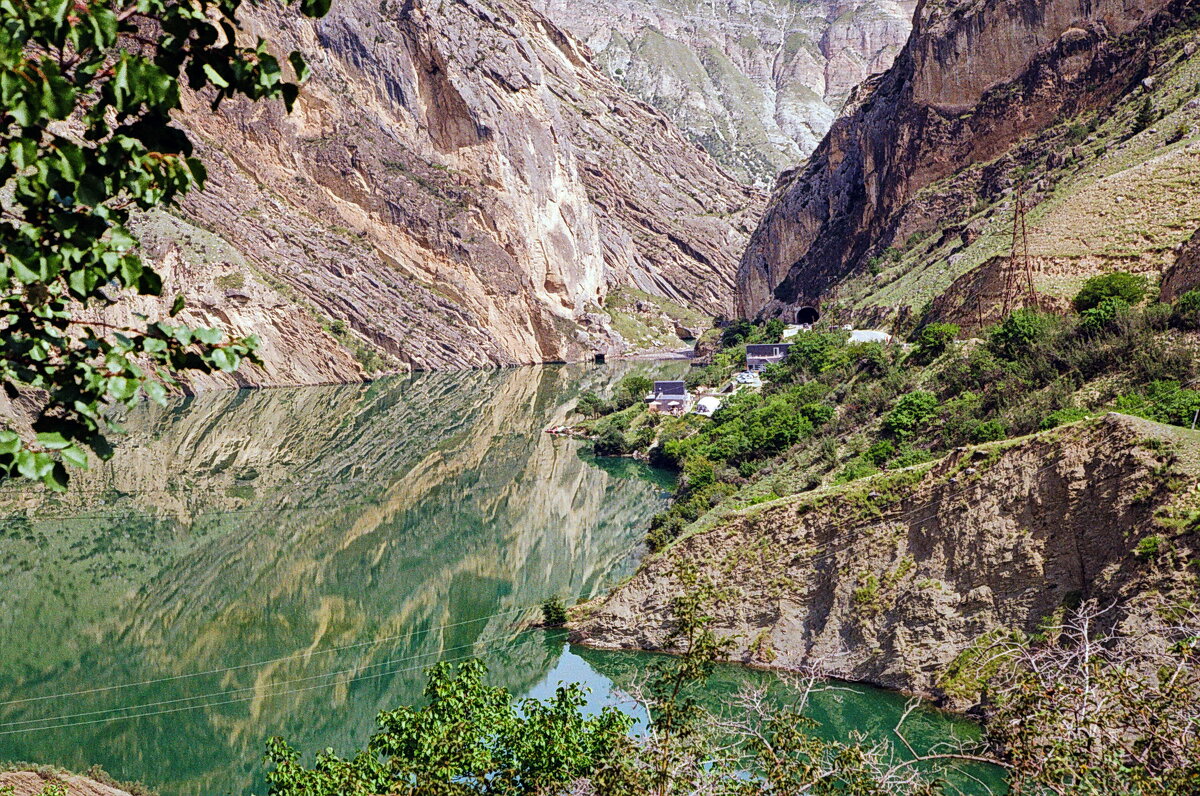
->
0, 0, 331, 490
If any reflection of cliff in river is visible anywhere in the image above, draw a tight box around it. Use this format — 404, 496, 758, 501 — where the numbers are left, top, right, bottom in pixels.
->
0, 364, 680, 796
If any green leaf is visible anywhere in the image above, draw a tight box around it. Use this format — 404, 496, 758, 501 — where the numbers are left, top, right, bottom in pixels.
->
143, 380, 168, 406
60, 444, 89, 470
43, 462, 69, 492
35, 431, 72, 450
194, 327, 224, 345
288, 51, 311, 83
106, 376, 137, 400
202, 63, 230, 88
170, 293, 186, 316
0, 431, 22, 456
211, 348, 239, 372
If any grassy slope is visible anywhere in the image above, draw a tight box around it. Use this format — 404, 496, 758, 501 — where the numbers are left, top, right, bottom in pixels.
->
840, 29, 1200, 315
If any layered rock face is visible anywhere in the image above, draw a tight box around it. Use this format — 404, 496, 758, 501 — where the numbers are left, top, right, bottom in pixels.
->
531, 0, 916, 186
160, 0, 761, 381
737, 0, 1191, 323
574, 414, 1200, 703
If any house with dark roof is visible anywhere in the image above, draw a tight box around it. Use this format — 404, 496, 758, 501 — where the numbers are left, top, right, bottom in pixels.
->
645, 380, 692, 415
745, 343, 792, 372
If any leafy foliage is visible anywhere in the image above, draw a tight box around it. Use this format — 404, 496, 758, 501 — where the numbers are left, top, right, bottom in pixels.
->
264, 569, 969, 796
541, 595, 568, 626
988, 309, 1056, 360
1073, 271, 1148, 312
1170, 289, 1200, 330
910, 322, 959, 362
883, 392, 939, 440
0, 0, 328, 490
265, 658, 633, 795
720, 318, 783, 348
1079, 297, 1132, 335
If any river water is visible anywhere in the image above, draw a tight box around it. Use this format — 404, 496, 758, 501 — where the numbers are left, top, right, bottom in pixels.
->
0, 364, 1001, 794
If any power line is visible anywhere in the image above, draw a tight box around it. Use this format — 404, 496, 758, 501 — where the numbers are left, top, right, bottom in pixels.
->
0, 626, 549, 730
0, 634, 546, 737
0, 586, 606, 709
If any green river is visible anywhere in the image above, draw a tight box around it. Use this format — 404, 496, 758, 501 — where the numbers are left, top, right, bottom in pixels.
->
0, 364, 1003, 794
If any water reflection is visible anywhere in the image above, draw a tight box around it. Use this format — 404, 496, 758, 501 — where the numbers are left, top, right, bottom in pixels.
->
0, 362, 1001, 795
0, 364, 680, 795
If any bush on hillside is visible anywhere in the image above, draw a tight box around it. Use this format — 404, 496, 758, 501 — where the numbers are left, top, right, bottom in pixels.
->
1040, 407, 1090, 429
911, 322, 960, 362
883, 391, 939, 440
1079, 297, 1132, 335
1171, 289, 1200, 330
1073, 271, 1148, 312
971, 419, 1008, 443
989, 309, 1057, 360
575, 391, 607, 418
782, 331, 840, 376
1117, 380, 1200, 428
863, 439, 896, 467
612, 375, 653, 409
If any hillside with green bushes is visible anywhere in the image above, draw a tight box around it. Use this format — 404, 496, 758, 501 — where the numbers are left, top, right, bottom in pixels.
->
575, 276, 1200, 554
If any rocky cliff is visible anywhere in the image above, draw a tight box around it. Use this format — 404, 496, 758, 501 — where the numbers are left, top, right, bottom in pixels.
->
737, 0, 1200, 327
140, 0, 761, 386
573, 414, 1200, 704
530, 0, 916, 186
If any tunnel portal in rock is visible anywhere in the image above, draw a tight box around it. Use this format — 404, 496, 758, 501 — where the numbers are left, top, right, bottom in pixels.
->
795, 306, 820, 325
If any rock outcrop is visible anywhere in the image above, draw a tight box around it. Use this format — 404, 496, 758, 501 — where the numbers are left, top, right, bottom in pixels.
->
573, 414, 1200, 703
736, 0, 1195, 325
1162, 227, 1200, 301
530, 0, 916, 186
156, 0, 762, 383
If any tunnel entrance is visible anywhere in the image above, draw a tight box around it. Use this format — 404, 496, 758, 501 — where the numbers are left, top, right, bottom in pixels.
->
795, 306, 820, 325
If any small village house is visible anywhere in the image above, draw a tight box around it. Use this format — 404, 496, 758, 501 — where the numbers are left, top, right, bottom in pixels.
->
745, 343, 792, 372
645, 380, 692, 415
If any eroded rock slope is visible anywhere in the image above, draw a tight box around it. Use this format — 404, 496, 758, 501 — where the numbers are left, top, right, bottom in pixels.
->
530, 0, 916, 185
737, 0, 1199, 326
574, 414, 1200, 703
153, 0, 762, 383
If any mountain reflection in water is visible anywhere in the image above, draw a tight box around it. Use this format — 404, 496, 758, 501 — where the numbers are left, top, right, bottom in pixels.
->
0, 362, 1001, 796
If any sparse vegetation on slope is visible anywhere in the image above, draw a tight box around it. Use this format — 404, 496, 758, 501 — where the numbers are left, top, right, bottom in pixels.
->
577, 292, 1200, 552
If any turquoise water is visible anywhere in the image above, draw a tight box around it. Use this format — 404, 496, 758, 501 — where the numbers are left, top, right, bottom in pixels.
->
0, 364, 1001, 794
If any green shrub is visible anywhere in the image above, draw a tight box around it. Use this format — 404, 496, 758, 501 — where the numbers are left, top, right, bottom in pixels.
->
863, 439, 896, 467
883, 391, 939, 439
971, 419, 1008, 443
835, 459, 880, 484
782, 331, 841, 375
892, 446, 934, 468
721, 319, 756, 347
853, 574, 881, 608
1079, 297, 1131, 334
683, 457, 716, 489
1133, 96, 1156, 133
1135, 534, 1166, 559
1073, 272, 1148, 312
541, 596, 568, 626
911, 322, 959, 362
1170, 289, 1200, 330
612, 375, 653, 409
989, 309, 1056, 360
1040, 407, 1089, 430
